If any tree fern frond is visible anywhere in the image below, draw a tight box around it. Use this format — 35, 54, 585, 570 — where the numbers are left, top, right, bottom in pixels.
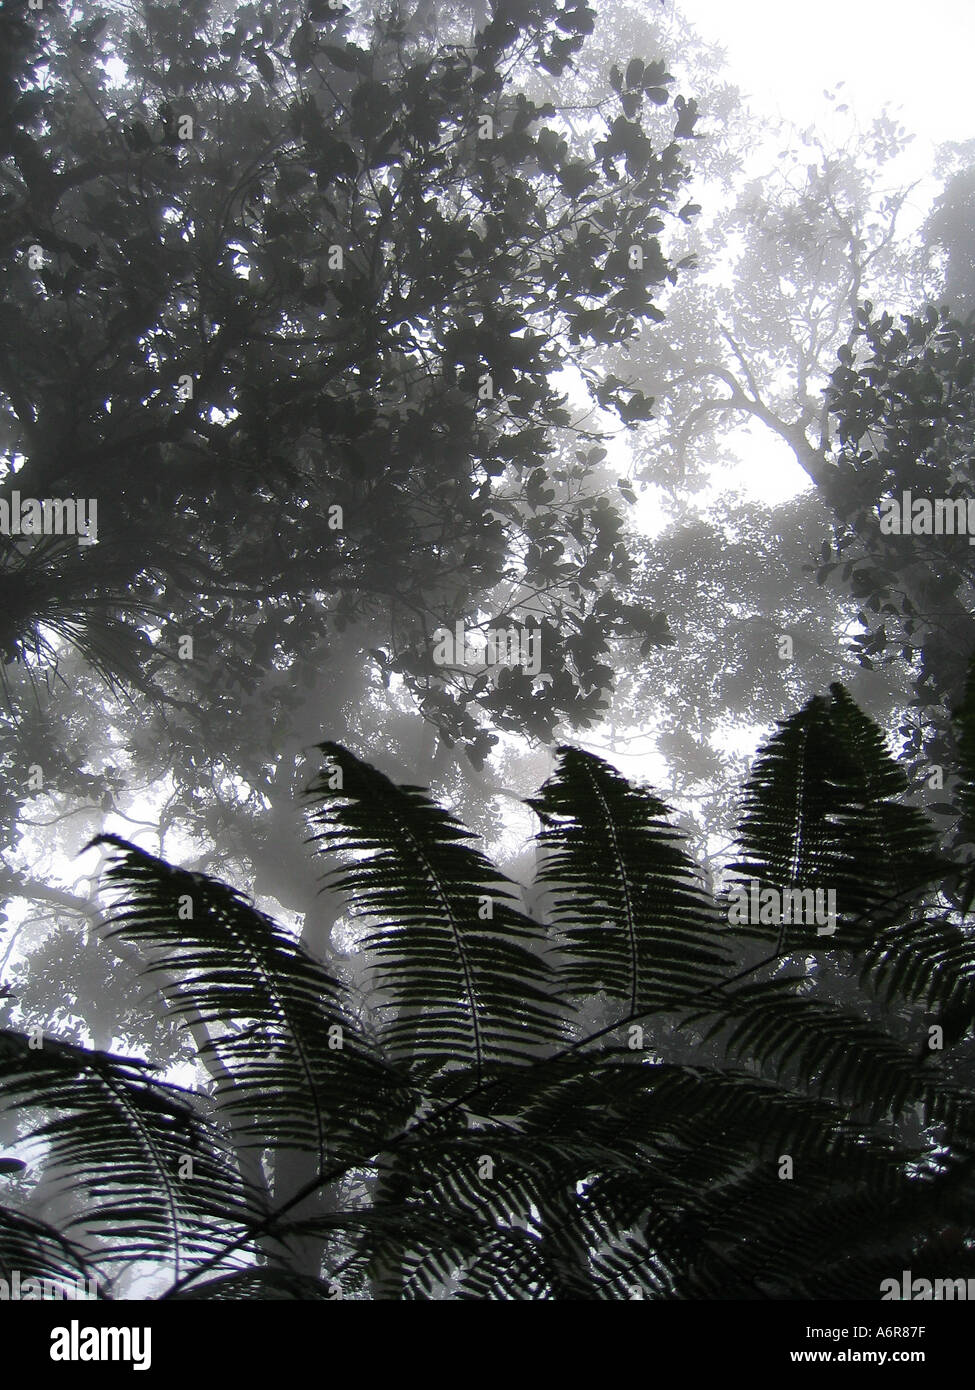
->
726, 686, 943, 952
90, 834, 401, 1166
0, 1201, 100, 1292
589, 1226, 682, 1301
732, 1166, 975, 1300
168, 1268, 342, 1299
863, 912, 975, 1046
0, 1027, 253, 1275
305, 744, 565, 1079
698, 977, 972, 1125
452, 1226, 561, 1300
527, 746, 729, 1016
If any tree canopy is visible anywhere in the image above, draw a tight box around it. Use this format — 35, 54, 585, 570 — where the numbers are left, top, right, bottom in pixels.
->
0, 0, 695, 759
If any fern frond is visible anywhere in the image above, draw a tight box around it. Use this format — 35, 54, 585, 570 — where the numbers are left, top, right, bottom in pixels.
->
527, 747, 729, 1016
863, 911, 975, 1047
700, 977, 973, 1126
90, 834, 401, 1166
168, 1268, 342, 1299
305, 744, 564, 1079
0, 1201, 100, 1291
726, 685, 943, 951
0, 1027, 253, 1275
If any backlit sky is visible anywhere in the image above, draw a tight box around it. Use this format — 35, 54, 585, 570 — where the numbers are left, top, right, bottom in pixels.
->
685, 0, 973, 150
676, 0, 974, 507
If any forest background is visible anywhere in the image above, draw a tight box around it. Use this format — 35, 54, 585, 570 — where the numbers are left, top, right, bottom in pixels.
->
2, 0, 975, 1298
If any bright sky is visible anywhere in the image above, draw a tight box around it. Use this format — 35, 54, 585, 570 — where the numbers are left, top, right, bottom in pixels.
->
685, 0, 974, 151
676, 0, 975, 509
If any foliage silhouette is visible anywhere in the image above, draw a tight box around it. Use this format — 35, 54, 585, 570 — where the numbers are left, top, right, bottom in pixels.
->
0, 0, 690, 755
3, 672, 975, 1299
826, 305, 975, 774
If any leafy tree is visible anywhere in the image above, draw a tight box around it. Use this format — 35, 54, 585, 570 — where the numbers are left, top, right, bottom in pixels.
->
0, 0, 694, 757
923, 148, 975, 320
822, 304, 975, 875
3, 673, 974, 1299
825, 305, 975, 707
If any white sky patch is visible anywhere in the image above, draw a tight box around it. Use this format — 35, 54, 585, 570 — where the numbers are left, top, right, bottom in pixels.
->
700, 420, 815, 508
685, 0, 973, 154
673, 0, 971, 509
102, 56, 127, 86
